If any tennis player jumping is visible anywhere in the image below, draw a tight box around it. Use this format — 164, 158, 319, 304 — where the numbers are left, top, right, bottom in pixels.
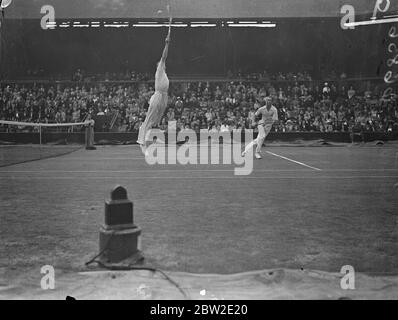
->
137, 21, 171, 155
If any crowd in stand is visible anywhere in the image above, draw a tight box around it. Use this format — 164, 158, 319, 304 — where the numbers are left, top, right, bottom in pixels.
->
1, 73, 397, 134
71, 69, 152, 82
70, 69, 315, 83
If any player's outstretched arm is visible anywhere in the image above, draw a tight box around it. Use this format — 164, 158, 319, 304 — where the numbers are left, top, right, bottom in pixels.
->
160, 30, 171, 64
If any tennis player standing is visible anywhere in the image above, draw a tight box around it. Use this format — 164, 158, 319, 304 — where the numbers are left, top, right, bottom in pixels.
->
242, 97, 278, 159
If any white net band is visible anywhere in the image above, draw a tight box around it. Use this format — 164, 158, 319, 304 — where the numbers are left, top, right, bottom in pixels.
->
0, 120, 94, 127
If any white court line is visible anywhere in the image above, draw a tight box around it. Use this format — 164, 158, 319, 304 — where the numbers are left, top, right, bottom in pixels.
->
43, 157, 146, 161
0, 170, 302, 173
1, 169, 398, 173
0, 176, 397, 180
266, 151, 322, 171
0, 168, 398, 174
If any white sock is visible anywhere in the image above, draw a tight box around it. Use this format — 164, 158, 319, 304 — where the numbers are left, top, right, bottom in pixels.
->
140, 144, 147, 155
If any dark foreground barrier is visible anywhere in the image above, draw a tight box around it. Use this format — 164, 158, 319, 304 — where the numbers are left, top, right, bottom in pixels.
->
99, 186, 143, 265
0, 131, 397, 145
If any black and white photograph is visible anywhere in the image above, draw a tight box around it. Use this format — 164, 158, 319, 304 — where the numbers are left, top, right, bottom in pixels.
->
0, 0, 397, 303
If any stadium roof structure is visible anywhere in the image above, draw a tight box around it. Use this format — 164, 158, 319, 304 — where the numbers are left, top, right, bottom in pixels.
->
4, 0, 398, 19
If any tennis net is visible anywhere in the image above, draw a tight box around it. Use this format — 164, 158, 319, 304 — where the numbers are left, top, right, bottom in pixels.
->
0, 120, 95, 167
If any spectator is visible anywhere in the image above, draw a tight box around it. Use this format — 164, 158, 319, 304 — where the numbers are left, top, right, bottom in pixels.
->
348, 86, 356, 100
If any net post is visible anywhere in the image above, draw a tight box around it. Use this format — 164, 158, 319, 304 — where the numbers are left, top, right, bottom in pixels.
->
85, 120, 96, 150
39, 125, 42, 145
39, 124, 42, 158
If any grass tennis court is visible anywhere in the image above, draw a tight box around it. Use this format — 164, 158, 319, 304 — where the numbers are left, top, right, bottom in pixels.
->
0, 143, 397, 290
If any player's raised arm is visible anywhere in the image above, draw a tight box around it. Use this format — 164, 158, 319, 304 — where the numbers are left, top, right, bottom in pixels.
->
160, 36, 170, 64
160, 25, 171, 64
